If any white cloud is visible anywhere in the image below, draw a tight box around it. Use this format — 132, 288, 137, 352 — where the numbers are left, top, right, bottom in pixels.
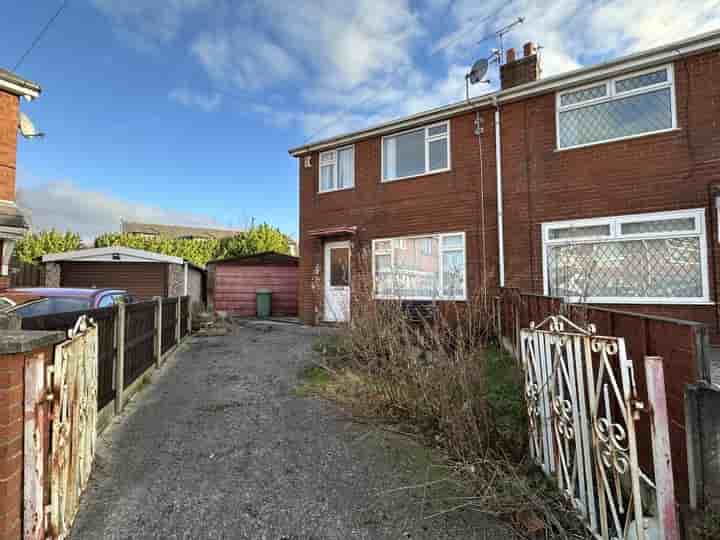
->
92, 0, 210, 47
17, 181, 223, 241
191, 28, 301, 91
94, 0, 720, 143
168, 88, 222, 112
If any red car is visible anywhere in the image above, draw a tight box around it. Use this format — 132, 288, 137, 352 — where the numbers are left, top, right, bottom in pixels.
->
0, 288, 134, 318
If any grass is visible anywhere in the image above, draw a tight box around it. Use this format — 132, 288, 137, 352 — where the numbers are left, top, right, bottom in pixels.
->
297, 331, 589, 539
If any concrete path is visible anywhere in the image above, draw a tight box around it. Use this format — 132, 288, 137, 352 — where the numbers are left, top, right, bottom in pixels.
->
70, 322, 502, 540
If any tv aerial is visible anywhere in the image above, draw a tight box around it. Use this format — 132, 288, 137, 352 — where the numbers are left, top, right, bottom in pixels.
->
465, 16, 525, 101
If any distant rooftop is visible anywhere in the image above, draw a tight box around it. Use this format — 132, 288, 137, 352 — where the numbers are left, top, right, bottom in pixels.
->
121, 221, 242, 240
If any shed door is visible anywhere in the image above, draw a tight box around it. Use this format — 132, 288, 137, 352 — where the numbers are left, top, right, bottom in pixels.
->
60, 262, 167, 300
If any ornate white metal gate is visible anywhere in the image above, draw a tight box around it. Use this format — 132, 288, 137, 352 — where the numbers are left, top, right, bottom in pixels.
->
520, 315, 678, 540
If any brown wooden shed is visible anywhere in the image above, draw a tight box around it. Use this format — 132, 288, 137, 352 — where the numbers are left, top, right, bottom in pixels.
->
207, 252, 298, 317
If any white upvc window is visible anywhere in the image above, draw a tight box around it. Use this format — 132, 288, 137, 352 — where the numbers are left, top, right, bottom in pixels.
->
542, 208, 709, 304
319, 146, 354, 193
556, 64, 677, 150
382, 121, 450, 182
372, 231, 466, 301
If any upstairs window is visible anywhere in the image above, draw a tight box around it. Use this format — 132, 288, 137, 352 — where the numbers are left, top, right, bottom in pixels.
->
542, 209, 709, 304
382, 121, 450, 182
373, 232, 466, 300
319, 146, 354, 193
556, 65, 676, 150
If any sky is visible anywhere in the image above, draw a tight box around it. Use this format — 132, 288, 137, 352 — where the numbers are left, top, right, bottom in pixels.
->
4, 0, 719, 241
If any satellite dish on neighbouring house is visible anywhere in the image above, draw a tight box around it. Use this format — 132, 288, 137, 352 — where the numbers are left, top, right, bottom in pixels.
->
18, 112, 44, 138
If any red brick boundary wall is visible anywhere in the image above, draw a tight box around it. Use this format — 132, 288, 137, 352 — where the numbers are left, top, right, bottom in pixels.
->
0, 331, 62, 540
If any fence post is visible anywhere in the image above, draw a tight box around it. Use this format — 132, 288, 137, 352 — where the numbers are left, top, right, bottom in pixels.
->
156, 297, 163, 364
175, 298, 181, 346
495, 296, 502, 353
115, 302, 126, 414
187, 298, 192, 336
154, 297, 162, 367
644, 356, 680, 540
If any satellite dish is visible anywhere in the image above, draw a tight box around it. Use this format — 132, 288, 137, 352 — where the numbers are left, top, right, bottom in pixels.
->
467, 58, 489, 84
18, 112, 44, 139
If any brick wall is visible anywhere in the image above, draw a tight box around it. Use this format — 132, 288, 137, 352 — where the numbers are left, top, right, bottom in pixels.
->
298, 110, 500, 324
297, 48, 720, 329
500, 50, 720, 330
0, 353, 24, 540
0, 92, 18, 203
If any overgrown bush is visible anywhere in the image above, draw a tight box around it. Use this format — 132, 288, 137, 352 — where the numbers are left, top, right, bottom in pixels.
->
310, 251, 588, 538
15, 230, 82, 263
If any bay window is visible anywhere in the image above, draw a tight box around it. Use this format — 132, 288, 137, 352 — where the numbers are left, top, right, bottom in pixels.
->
556, 64, 676, 150
382, 121, 450, 181
319, 146, 354, 193
373, 232, 466, 300
542, 209, 709, 304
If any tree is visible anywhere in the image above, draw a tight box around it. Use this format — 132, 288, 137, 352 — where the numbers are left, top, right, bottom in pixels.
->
94, 233, 219, 267
216, 223, 290, 260
14, 230, 82, 263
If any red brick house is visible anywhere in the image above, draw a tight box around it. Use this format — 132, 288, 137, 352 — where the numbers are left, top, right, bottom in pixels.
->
0, 68, 41, 288
289, 30, 720, 330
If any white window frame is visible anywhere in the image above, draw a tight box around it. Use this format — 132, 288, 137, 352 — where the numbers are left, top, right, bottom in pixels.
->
556, 64, 677, 151
318, 145, 354, 193
372, 231, 467, 301
381, 121, 451, 182
541, 208, 710, 304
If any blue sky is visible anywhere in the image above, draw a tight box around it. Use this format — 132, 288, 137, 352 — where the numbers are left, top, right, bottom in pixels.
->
5, 0, 719, 241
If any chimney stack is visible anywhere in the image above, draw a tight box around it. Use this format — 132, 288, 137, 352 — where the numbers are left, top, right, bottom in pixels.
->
500, 41, 541, 90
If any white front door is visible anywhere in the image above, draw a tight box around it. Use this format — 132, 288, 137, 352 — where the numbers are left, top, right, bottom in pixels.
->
324, 241, 351, 322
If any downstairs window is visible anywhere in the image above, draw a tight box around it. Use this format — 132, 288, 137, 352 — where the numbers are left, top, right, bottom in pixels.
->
542, 209, 709, 304
372, 232, 466, 300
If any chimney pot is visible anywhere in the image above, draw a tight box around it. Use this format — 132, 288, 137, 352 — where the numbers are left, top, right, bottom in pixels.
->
506, 47, 516, 63
523, 41, 537, 57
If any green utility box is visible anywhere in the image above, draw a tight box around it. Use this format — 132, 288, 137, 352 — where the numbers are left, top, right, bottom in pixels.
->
256, 289, 272, 318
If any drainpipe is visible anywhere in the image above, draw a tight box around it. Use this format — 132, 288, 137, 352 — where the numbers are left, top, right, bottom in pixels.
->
183, 262, 189, 296
493, 96, 505, 287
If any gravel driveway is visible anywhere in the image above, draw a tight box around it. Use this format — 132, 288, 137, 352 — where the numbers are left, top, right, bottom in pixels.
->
70, 321, 503, 540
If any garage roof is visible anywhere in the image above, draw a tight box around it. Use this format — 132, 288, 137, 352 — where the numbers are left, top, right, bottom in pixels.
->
42, 246, 187, 265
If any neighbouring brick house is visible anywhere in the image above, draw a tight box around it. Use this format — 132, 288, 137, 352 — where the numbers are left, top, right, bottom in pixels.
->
289, 30, 720, 331
0, 69, 41, 290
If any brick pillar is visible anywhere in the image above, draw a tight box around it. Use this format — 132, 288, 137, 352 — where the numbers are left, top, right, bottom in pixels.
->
0, 354, 24, 540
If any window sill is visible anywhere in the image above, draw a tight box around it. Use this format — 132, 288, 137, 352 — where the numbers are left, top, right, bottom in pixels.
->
374, 295, 467, 302
381, 167, 451, 184
558, 297, 713, 305
318, 186, 355, 195
555, 127, 681, 152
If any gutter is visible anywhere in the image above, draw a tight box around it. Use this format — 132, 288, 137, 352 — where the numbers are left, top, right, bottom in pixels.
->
493, 96, 505, 288
0, 70, 41, 100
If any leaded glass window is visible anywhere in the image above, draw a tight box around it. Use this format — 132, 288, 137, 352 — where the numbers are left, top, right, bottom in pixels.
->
543, 209, 708, 302
557, 65, 675, 149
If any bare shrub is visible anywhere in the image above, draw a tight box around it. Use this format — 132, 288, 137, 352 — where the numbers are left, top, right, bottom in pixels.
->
311, 248, 589, 538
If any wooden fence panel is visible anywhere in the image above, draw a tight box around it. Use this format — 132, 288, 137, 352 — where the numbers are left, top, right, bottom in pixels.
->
9, 261, 45, 287
123, 301, 156, 387
22, 306, 117, 410
162, 298, 178, 354
498, 288, 709, 507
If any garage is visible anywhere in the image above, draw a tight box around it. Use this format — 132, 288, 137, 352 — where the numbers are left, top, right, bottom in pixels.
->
42, 246, 206, 310
208, 251, 298, 317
